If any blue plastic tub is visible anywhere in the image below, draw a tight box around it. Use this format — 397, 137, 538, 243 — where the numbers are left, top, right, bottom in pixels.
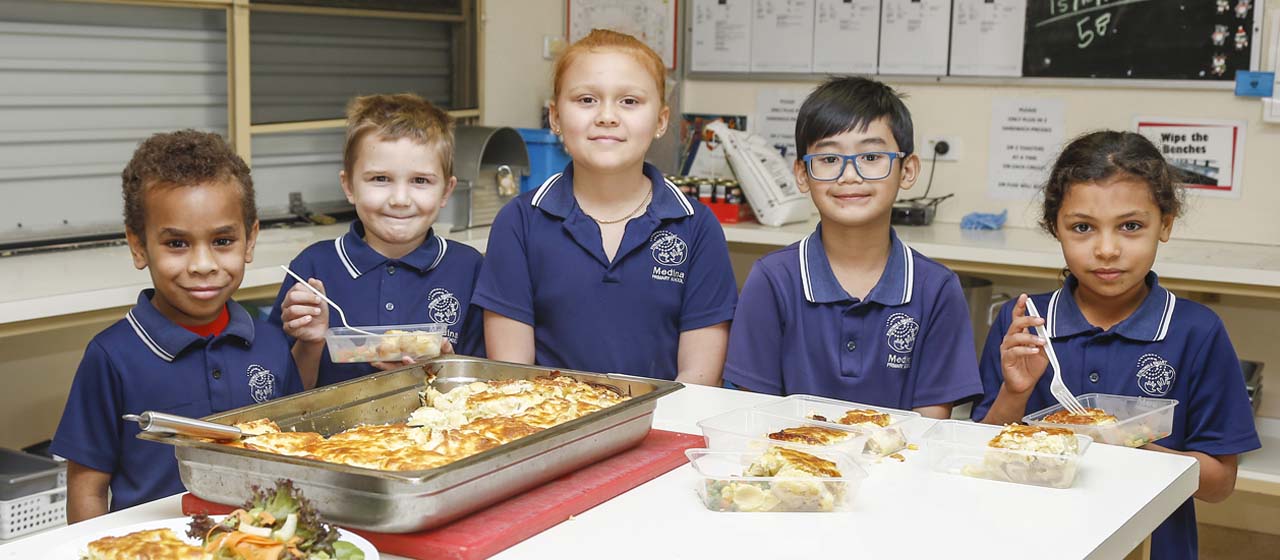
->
516, 128, 571, 193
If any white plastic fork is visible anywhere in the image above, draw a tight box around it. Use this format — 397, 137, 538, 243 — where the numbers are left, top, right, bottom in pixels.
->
279, 265, 377, 337
1024, 297, 1089, 416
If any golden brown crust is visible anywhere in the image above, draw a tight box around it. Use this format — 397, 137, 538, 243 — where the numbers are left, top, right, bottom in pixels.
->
234, 418, 281, 435
988, 424, 1077, 451
226, 375, 625, 472
835, 409, 891, 427
462, 416, 544, 444
766, 426, 856, 446
241, 431, 324, 457
1043, 407, 1119, 425
85, 528, 202, 560
379, 448, 454, 471
769, 447, 842, 478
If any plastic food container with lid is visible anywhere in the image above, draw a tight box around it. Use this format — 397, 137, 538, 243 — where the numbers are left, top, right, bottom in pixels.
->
922, 420, 1092, 489
1023, 393, 1177, 447
325, 323, 447, 363
686, 447, 866, 512
752, 394, 920, 457
697, 407, 869, 459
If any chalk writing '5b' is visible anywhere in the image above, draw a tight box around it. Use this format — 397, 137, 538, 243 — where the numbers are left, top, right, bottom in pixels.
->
1077, 12, 1112, 49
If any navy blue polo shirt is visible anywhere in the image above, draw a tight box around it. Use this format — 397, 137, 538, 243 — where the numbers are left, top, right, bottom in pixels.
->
973, 273, 1260, 560
269, 221, 485, 387
724, 224, 983, 409
473, 162, 737, 380
51, 290, 302, 512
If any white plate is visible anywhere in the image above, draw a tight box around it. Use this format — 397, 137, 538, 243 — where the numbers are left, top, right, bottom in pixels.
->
54, 515, 379, 559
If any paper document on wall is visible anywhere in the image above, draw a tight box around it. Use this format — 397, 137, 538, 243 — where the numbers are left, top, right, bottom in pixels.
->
690, 0, 752, 72
750, 0, 815, 73
879, 0, 951, 75
988, 98, 1066, 200
755, 88, 811, 160
568, 0, 678, 69
1135, 118, 1245, 199
949, 0, 1026, 77
812, 0, 880, 74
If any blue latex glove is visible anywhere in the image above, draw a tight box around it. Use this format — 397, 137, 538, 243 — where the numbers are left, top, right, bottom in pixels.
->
961, 209, 1007, 230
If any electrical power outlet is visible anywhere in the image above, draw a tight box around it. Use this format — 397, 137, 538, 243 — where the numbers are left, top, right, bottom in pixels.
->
543, 35, 567, 60
924, 136, 960, 162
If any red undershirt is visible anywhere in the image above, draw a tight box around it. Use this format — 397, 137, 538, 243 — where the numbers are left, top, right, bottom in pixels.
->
182, 305, 230, 337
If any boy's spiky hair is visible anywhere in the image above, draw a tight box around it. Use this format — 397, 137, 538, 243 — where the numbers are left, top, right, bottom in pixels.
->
794, 76, 914, 159
343, 93, 455, 178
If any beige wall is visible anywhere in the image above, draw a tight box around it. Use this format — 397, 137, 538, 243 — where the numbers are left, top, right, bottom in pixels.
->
0, 321, 111, 449
478, 0, 560, 128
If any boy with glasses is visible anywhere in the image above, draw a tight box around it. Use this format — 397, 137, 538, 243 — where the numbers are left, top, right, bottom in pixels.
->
723, 77, 981, 418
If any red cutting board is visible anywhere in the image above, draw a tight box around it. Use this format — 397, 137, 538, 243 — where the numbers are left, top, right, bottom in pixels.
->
182, 429, 703, 560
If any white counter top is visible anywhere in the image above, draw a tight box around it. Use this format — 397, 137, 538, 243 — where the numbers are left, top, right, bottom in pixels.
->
0, 385, 1198, 560
0, 224, 492, 325
5, 218, 1279, 326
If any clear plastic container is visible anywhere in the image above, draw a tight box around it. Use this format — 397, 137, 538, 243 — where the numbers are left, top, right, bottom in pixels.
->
325, 323, 447, 363
697, 408, 869, 459
686, 448, 866, 512
922, 420, 1092, 489
1023, 393, 1178, 448
752, 395, 920, 457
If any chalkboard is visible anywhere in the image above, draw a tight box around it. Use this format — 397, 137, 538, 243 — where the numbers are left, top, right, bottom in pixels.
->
1023, 0, 1259, 80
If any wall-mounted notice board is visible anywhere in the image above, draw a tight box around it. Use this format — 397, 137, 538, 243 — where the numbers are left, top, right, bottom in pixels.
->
1024, 0, 1260, 80
685, 0, 1262, 86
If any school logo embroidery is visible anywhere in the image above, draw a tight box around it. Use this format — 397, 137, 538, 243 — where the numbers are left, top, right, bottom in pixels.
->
246, 364, 275, 403
1135, 353, 1177, 397
885, 313, 920, 354
427, 287, 461, 325
650, 230, 688, 284
650, 231, 688, 266
884, 313, 919, 370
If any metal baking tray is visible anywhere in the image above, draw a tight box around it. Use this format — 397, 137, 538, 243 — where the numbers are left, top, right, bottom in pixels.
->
139, 356, 682, 532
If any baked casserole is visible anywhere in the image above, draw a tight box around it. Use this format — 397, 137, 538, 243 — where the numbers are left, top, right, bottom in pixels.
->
227, 375, 626, 472
963, 424, 1082, 488
807, 408, 907, 457
708, 446, 847, 512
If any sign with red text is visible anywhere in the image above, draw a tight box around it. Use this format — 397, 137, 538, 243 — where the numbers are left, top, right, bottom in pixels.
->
1135, 118, 1245, 199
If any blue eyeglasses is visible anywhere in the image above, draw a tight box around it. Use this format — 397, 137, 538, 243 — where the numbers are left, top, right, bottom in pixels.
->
801, 151, 906, 181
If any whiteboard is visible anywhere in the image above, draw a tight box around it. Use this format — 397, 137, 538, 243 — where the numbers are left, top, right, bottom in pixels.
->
568, 0, 679, 69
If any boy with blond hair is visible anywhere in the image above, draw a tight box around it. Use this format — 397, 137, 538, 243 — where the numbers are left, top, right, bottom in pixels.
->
271, 93, 483, 387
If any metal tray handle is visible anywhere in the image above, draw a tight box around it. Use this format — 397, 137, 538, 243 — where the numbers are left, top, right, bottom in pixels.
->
123, 411, 242, 441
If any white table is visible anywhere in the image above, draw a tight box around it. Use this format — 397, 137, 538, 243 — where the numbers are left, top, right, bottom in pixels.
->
0, 385, 1198, 560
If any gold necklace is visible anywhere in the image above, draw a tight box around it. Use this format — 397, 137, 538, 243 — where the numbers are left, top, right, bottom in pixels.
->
586, 188, 652, 225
